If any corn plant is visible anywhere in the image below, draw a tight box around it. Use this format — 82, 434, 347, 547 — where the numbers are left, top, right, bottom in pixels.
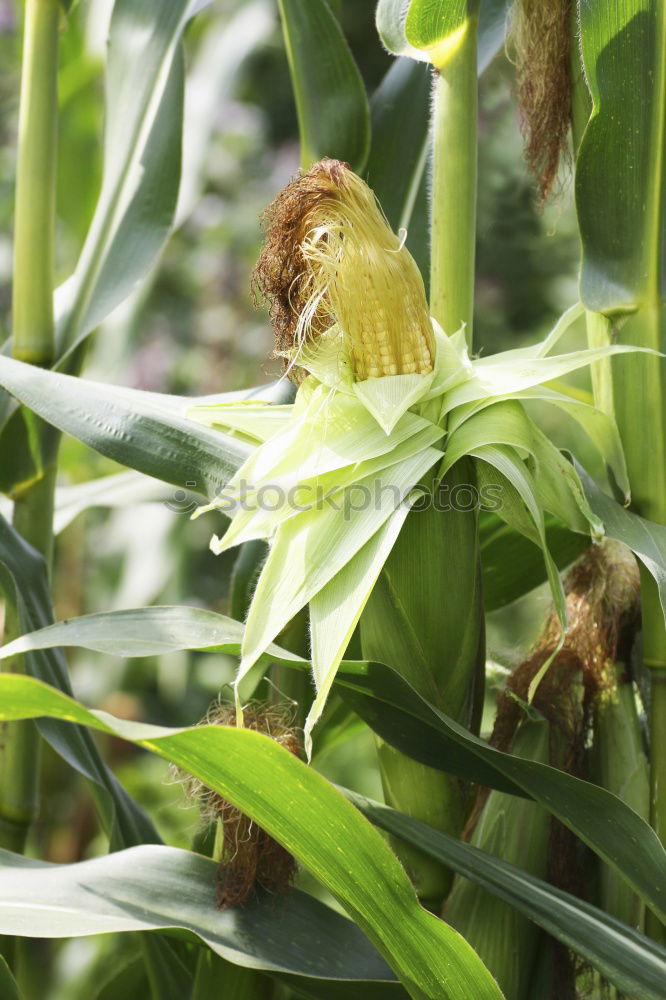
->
0, 1, 665, 999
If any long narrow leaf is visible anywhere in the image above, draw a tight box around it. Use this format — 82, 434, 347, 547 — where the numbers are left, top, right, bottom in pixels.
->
4, 604, 666, 923
0, 674, 502, 1000
278, 0, 370, 172
0, 356, 249, 499
345, 790, 666, 1000
54, 0, 200, 359
0, 845, 405, 997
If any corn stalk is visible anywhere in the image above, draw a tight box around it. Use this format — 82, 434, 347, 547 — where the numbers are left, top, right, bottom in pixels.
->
0, 0, 60, 855
358, 6, 482, 906
574, 3, 666, 925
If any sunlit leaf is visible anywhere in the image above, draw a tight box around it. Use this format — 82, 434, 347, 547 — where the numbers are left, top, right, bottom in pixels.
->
0, 674, 503, 1000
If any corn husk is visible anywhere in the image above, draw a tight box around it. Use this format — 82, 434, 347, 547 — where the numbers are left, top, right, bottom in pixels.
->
445, 716, 552, 1000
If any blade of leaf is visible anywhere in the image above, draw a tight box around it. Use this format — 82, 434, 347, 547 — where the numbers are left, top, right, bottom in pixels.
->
0, 356, 249, 499
54, 0, 201, 360
278, 0, 370, 171
330, 660, 666, 925
306, 497, 416, 755
0, 845, 405, 996
345, 790, 666, 1000
0, 675, 503, 1000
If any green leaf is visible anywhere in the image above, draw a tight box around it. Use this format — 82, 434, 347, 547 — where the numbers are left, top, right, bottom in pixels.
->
576, 1, 661, 313
0, 957, 20, 1000
0, 357, 249, 499
0, 513, 159, 849
405, 0, 472, 63
54, 0, 200, 360
367, 58, 431, 233
0, 515, 190, 996
345, 790, 666, 1000
377, 0, 508, 68
332, 661, 666, 925
480, 513, 589, 611
0, 845, 407, 997
0, 605, 303, 667
278, 0, 370, 172
580, 466, 666, 620
0, 674, 503, 1000
6, 604, 665, 925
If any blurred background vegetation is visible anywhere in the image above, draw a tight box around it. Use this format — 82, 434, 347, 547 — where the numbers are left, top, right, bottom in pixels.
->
0, 2, 588, 989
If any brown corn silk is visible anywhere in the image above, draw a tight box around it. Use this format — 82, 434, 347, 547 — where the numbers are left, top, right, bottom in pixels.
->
253, 158, 434, 381
465, 541, 640, 995
510, 0, 573, 202
177, 702, 301, 908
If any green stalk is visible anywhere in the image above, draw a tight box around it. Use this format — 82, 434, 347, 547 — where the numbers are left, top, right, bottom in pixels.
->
0, 0, 60, 857
445, 717, 551, 1000
429, 14, 478, 344
11, 0, 59, 367
361, 14, 482, 908
592, 663, 649, 931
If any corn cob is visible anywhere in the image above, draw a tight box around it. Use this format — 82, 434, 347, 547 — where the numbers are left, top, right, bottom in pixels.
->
253, 157, 434, 382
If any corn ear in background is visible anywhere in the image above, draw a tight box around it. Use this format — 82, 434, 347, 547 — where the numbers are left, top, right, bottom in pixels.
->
445, 716, 551, 1000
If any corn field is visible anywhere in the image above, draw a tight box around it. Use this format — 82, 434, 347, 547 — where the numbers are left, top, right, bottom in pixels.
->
0, 1, 665, 998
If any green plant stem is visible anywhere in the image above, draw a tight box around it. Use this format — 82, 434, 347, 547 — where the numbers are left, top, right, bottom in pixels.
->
593, 662, 649, 931
12, 0, 59, 366
0, 598, 39, 854
0, 0, 60, 859
612, 311, 666, 923
429, 16, 478, 343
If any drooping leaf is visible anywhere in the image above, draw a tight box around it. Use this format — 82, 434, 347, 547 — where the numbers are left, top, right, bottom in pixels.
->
332, 661, 666, 924
0, 357, 249, 499
0, 674, 503, 1000
580, 465, 666, 620
278, 0, 370, 172
5, 605, 666, 924
345, 790, 666, 1000
480, 513, 589, 611
0, 845, 406, 998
